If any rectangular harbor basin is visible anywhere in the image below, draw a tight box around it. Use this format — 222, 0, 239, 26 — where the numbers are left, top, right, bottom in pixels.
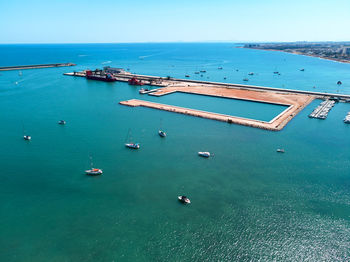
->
145, 92, 289, 122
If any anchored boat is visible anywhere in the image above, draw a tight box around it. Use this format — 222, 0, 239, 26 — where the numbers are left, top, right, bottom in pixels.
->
58, 120, 66, 125
125, 129, 140, 149
178, 196, 191, 204
198, 151, 211, 158
85, 155, 102, 176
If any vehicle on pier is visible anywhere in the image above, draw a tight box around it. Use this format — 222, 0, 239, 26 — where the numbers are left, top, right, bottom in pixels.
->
86, 70, 117, 82
85, 155, 102, 176
178, 196, 191, 204
128, 77, 144, 86
198, 151, 211, 158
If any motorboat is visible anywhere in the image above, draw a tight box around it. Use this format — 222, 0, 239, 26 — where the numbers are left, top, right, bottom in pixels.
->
158, 130, 166, 137
198, 151, 211, 158
178, 196, 191, 204
185, 75, 190, 77
139, 88, 149, 94
23, 135, 31, 141
58, 120, 66, 125
243, 78, 249, 81
200, 70, 206, 73
337, 81, 342, 85
125, 143, 140, 149
300, 68, 305, 71
218, 67, 223, 70
248, 72, 254, 75
276, 149, 285, 153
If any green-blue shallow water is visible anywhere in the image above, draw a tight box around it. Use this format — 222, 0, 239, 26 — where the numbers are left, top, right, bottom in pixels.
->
0, 43, 350, 261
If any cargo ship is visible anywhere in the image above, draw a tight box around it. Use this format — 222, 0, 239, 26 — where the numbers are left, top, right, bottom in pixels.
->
86, 70, 117, 82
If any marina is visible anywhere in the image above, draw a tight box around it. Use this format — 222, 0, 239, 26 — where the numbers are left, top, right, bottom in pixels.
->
309, 100, 336, 119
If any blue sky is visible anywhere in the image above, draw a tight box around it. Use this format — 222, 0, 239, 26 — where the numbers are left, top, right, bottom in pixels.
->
0, 0, 349, 43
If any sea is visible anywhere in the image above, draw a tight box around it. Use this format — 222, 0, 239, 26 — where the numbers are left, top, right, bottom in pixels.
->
0, 43, 350, 261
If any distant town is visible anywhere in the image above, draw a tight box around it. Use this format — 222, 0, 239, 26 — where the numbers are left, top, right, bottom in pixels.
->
242, 42, 350, 63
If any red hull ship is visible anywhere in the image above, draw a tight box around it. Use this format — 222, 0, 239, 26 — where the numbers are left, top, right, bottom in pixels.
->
128, 77, 144, 86
86, 70, 117, 82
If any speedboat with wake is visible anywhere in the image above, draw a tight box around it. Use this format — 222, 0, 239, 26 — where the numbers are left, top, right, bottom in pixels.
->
198, 151, 211, 158
178, 196, 191, 204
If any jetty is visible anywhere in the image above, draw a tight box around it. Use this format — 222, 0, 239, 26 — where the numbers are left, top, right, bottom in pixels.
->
0, 63, 75, 71
309, 100, 335, 119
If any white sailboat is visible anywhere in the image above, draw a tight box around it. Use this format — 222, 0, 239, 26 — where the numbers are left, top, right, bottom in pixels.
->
125, 129, 140, 149
85, 154, 103, 175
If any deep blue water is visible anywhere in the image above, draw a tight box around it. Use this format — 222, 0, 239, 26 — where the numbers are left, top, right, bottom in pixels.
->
0, 43, 350, 262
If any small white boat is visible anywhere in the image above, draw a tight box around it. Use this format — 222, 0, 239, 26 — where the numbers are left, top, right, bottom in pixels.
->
218, 67, 223, 70
58, 120, 66, 125
85, 155, 102, 176
198, 151, 211, 158
125, 143, 140, 149
178, 196, 191, 204
139, 88, 150, 94
158, 130, 166, 137
85, 168, 103, 176
276, 149, 285, 153
23, 135, 31, 141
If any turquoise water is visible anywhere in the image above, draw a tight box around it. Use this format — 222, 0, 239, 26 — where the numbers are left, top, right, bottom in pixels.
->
0, 44, 350, 261
144, 92, 289, 122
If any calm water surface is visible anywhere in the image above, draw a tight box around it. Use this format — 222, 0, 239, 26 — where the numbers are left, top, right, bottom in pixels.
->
0, 43, 350, 261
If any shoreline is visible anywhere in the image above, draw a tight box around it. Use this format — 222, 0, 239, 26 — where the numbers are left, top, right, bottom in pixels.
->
239, 47, 350, 64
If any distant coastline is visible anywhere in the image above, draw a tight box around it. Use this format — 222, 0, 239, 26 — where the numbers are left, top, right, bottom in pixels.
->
240, 42, 350, 64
